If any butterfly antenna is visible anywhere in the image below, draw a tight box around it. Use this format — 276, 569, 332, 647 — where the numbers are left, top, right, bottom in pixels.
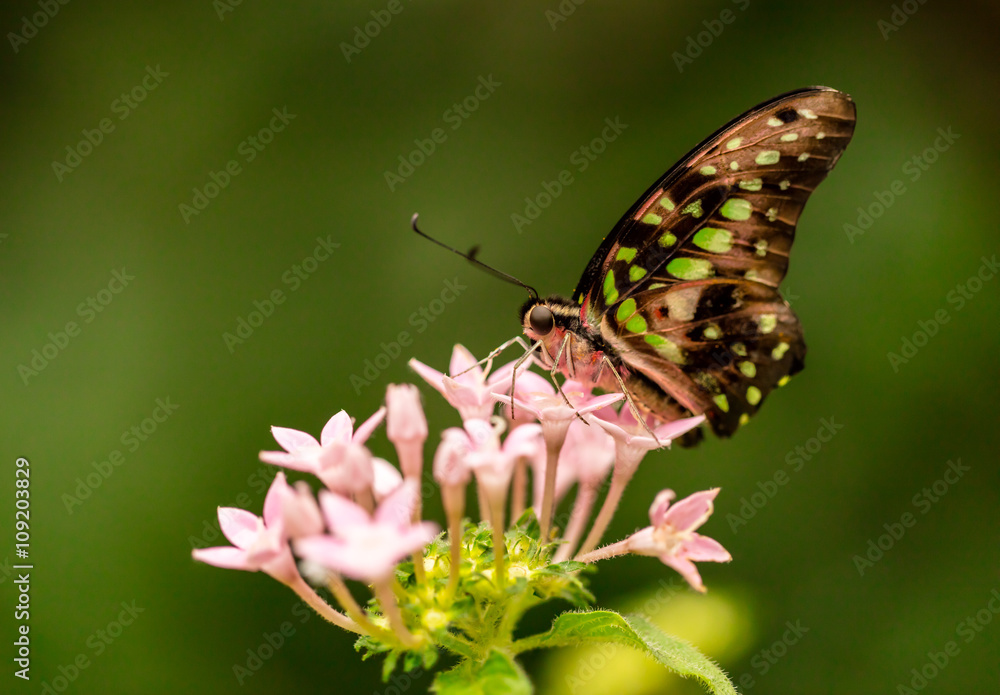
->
410, 213, 539, 301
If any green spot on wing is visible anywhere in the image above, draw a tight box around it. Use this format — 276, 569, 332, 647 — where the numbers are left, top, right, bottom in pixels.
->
644, 334, 686, 364
616, 247, 637, 263
738, 178, 763, 191
659, 196, 675, 211
641, 213, 663, 226
629, 265, 647, 282
647, 282, 667, 290
755, 150, 781, 165
603, 270, 619, 304
746, 385, 762, 405
702, 323, 721, 340
681, 199, 704, 218
625, 314, 647, 333
666, 258, 714, 280
739, 361, 756, 378
713, 394, 730, 412
615, 298, 637, 322
758, 314, 777, 334
699, 165, 717, 176
657, 232, 677, 248
720, 198, 752, 221
692, 227, 733, 253
771, 341, 790, 360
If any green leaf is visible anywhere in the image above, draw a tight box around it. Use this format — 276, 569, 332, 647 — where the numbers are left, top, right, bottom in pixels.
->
431, 650, 532, 695
511, 610, 737, 695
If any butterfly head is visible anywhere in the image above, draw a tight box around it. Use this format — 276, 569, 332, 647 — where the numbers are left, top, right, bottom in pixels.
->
519, 295, 582, 345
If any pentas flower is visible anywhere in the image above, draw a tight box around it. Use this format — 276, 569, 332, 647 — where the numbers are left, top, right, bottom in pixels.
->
409, 344, 527, 421
386, 384, 427, 480
579, 488, 731, 593
294, 481, 439, 582
193, 343, 741, 691
192, 473, 297, 584
259, 408, 385, 494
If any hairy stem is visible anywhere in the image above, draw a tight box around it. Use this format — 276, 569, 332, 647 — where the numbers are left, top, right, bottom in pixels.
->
554, 482, 597, 562
575, 472, 628, 558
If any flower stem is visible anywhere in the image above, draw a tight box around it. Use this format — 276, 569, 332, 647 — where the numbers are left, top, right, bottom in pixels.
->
285, 575, 364, 635
323, 574, 380, 637
575, 472, 628, 558
442, 485, 466, 602
575, 538, 630, 564
538, 429, 569, 542
489, 490, 507, 590
511, 456, 527, 521
375, 578, 419, 648
554, 482, 597, 562
410, 482, 426, 584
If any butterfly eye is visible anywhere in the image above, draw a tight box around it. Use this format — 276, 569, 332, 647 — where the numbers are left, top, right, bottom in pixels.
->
529, 306, 555, 336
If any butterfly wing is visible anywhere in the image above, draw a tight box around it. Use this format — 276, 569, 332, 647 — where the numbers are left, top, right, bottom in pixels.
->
575, 87, 856, 436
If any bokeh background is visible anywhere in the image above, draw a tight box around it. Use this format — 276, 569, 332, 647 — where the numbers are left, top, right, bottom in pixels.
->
3, 1, 999, 693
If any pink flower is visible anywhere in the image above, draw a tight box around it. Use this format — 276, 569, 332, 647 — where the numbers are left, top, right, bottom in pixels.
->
294, 481, 439, 582
192, 473, 298, 584
259, 409, 385, 494
386, 384, 427, 480
433, 429, 473, 488
462, 418, 543, 496
588, 408, 705, 478
271, 474, 324, 539
626, 488, 731, 593
372, 457, 404, 501
409, 344, 529, 421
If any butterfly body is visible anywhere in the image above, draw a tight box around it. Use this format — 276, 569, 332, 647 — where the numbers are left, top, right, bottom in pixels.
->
520, 87, 856, 439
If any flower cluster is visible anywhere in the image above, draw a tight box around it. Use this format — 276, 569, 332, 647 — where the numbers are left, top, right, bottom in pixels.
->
192, 344, 730, 670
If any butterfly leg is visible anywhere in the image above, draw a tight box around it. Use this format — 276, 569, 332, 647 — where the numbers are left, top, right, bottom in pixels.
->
507, 339, 543, 421
599, 354, 661, 444
452, 335, 535, 378
548, 334, 589, 424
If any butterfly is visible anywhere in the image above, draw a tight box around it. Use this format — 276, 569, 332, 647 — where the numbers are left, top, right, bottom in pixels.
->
519, 86, 856, 442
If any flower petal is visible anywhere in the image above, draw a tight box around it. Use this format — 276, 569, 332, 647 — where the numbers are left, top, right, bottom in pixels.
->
682, 534, 731, 563
258, 450, 317, 472
318, 490, 370, 535
320, 411, 355, 446
374, 479, 419, 527
353, 406, 386, 445
661, 554, 706, 593
663, 488, 719, 533
270, 426, 318, 453
372, 457, 404, 501
192, 546, 253, 571
217, 507, 260, 549
652, 415, 706, 443
408, 357, 447, 395
648, 489, 676, 527
262, 472, 288, 527
449, 344, 483, 384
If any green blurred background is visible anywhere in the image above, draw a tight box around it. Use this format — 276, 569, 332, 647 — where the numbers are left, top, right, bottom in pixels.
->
3, 1, 999, 692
